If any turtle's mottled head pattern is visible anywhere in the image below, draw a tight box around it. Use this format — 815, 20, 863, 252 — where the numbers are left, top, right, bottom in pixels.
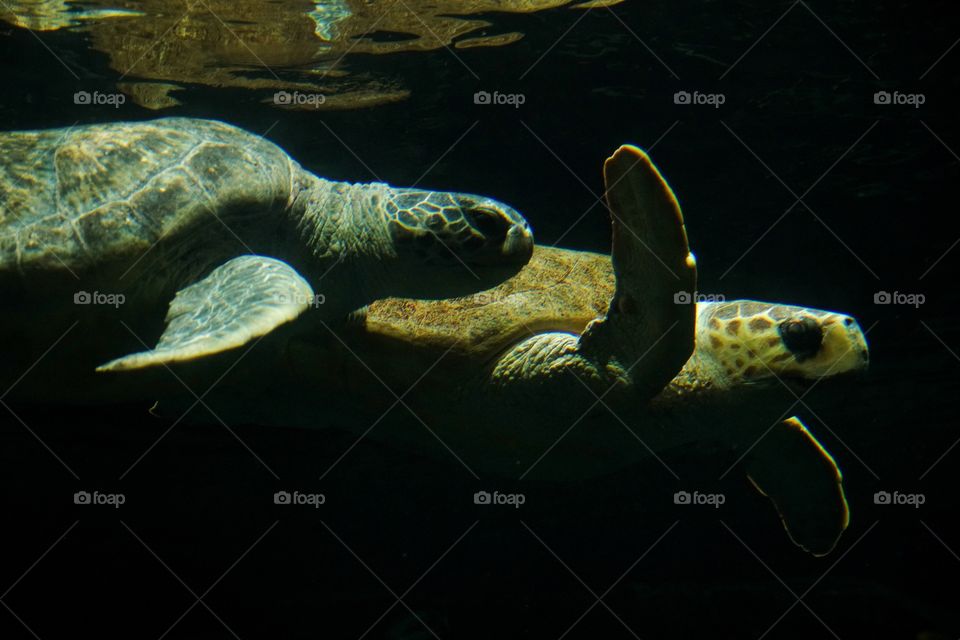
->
696, 300, 869, 385
383, 189, 533, 268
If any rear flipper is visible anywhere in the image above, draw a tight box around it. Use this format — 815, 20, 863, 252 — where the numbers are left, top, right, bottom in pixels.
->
745, 417, 850, 557
97, 255, 314, 372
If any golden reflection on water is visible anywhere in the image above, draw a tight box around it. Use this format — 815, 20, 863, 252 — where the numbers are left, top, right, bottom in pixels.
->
1, 0, 623, 110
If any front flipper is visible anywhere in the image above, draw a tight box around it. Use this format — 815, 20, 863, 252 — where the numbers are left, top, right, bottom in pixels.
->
579, 145, 697, 396
745, 417, 850, 557
489, 146, 696, 397
97, 255, 314, 372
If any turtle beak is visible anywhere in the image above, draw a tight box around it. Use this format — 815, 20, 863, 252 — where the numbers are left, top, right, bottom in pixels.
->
502, 223, 534, 263
466, 204, 534, 266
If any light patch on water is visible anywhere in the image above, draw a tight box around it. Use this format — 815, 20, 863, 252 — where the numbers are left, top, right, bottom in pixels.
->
308, 1, 352, 43
2, 0, 142, 31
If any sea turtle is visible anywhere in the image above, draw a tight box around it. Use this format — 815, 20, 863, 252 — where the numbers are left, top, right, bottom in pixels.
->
219, 145, 869, 556
0, 117, 532, 390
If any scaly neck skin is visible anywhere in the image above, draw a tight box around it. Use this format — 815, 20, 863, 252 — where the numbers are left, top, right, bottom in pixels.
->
645, 346, 798, 453
287, 173, 396, 310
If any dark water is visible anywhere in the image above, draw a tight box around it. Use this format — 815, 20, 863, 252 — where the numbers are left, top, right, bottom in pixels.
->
1, 1, 958, 638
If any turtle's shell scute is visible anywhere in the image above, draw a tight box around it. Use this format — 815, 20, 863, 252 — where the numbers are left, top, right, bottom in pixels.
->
0, 118, 296, 271
363, 246, 614, 358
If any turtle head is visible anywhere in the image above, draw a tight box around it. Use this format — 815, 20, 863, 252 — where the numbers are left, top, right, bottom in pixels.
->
694, 300, 869, 390
385, 189, 533, 265
380, 188, 534, 297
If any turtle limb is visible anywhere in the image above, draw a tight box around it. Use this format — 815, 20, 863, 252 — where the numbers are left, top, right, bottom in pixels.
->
745, 416, 850, 557
97, 255, 314, 371
490, 145, 697, 399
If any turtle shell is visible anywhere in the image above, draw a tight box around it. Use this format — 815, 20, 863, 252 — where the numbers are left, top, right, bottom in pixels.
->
0, 118, 295, 273
361, 245, 614, 359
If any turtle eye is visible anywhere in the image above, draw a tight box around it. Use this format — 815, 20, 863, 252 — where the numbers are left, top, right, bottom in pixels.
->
467, 206, 511, 242
778, 317, 824, 361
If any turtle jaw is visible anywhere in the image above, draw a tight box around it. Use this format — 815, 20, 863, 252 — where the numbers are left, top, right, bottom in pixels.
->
459, 199, 534, 267
474, 219, 533, 266
783, 366, 862, 394
799, 312, 870, 379
502, 223, 534, 261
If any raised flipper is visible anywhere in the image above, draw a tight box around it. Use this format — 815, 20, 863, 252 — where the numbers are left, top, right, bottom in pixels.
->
580, 145, 698, 396
97, 255, 314, 372
491, 146, 697, 398
745, 416, 850, 557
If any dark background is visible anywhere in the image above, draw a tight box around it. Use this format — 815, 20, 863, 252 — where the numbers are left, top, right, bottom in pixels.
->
1, 1, 958, 638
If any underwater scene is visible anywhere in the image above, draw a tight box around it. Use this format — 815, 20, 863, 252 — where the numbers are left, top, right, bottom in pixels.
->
0, 0, 957, 637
